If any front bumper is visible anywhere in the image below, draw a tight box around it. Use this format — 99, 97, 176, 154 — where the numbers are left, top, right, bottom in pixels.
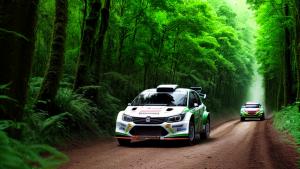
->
115, 120, 189, 141
240, 111, 264, 118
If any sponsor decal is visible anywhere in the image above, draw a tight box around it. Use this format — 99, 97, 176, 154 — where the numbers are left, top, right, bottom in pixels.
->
176, 127, 186, 132
139, 112, 159, 115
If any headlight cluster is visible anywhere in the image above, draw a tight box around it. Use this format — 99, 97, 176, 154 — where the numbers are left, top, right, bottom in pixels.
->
122, 114, 133, 122
167, 113, 185, 123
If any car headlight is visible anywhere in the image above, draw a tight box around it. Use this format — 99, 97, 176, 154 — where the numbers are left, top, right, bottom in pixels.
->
167, 113, 185, 123
122, 114, 133, 122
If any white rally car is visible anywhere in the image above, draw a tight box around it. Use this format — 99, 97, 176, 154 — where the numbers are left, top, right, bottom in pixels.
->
115, 84, 210, 146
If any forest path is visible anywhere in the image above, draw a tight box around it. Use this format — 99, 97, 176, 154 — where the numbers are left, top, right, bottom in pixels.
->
61, 119, 298, 169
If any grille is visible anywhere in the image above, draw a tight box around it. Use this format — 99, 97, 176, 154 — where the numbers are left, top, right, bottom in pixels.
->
132, 117, 167, 124
247, 111, 257, 115
130, 126, 168, 136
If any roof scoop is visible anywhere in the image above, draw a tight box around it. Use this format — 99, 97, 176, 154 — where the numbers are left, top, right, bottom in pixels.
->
156, 84, 178, 92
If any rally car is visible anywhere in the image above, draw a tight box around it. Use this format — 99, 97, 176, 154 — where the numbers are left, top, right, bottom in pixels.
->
240, 102, 265, 121
115, 84, 210, 146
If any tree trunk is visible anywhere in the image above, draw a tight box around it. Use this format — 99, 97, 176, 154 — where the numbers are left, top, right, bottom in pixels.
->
282, 2, 293, 105
74, 0, 101, 90
117, 28, 127, 71
294, 0, 300, 101
0, 0, 39, 121
36, 0, 68, 113
93, 0, 110, 84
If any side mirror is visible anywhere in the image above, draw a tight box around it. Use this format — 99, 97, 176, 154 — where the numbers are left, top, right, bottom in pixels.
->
199, 93, 206, 99
127, 103, 132, 106
193, 103, 199, 107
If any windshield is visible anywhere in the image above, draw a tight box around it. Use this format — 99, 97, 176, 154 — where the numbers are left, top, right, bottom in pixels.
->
244, 104, 260, 108
131, 91, 187, 106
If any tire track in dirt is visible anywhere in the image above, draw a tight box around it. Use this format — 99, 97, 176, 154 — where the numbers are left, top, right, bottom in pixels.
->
60, 119, 299, 169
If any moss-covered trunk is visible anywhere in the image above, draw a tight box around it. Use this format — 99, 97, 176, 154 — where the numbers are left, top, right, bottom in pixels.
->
0, 1, 39, 121
36, 0, 68, 113
93, 0, 110, 84
73, 0, 101, 90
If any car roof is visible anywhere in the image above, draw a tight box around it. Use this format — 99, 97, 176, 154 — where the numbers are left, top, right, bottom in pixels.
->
141, 88, 191, 94
245, 102, 260, 105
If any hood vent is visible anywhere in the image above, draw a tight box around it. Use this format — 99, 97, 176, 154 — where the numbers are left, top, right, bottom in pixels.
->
166, 108, 173, 111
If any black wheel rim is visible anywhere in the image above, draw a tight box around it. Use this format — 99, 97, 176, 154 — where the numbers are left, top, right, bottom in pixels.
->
206, 122, 210, 137
189, 123, 195, 141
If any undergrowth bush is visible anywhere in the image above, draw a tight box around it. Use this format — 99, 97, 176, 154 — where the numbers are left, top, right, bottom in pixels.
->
273, 103, 300, 166
0, 129, 67, 169
26, 76, 122, 143
54, 88, 101, 137
0, 84, 67, 168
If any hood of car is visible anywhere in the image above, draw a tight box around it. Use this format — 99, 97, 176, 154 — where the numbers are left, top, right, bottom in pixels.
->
123, 106, 187, 117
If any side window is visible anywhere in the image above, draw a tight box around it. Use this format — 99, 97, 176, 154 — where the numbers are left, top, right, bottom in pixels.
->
188, 92, 195, 108
195, 92, 202, 105
189, 92, 200, 108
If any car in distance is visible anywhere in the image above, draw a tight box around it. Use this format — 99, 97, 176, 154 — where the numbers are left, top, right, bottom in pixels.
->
115, 84, 210, 146
240, 102, 265, 121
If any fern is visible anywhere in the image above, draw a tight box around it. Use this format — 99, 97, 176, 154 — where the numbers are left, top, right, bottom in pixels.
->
54, 88, 101, 136
0, 131, 68, 169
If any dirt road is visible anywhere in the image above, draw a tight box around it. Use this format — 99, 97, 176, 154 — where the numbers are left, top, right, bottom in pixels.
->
61, 119, 299, 169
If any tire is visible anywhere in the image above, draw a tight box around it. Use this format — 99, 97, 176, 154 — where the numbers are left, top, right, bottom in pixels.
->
260, 114, 265, 121
240, 117, 245, 122
185, 120, 196, 146
117, 138, 131, 146
200, 120, 210, 139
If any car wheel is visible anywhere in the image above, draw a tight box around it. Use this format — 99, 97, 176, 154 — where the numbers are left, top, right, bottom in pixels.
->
200, 120, 210, 139
260, 114, 265, 121
240, 117, 245, 122
117, 138, 131, 146
185, 120, 196, 145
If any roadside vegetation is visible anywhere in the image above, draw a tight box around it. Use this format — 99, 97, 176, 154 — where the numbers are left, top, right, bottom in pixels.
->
273, 104, 300, 166
248, 0, 300, 166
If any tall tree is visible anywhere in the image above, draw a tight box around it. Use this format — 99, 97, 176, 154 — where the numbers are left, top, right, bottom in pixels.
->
92, 0, 111, 84
73, 0, 101, 90
294, 0, 300, 101
0, 1, 39, 120
282, 2, 293, 105
36, 0, 68, 112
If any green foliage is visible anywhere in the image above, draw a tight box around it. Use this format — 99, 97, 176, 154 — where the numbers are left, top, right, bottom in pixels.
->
0, 85, 68, 168
273, 104, 300, 159
248, 0, 300, 109
0, 130, 67, 169
25, 78, 104, 143
99, 0, 256, 112
54, 88, 101, 136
